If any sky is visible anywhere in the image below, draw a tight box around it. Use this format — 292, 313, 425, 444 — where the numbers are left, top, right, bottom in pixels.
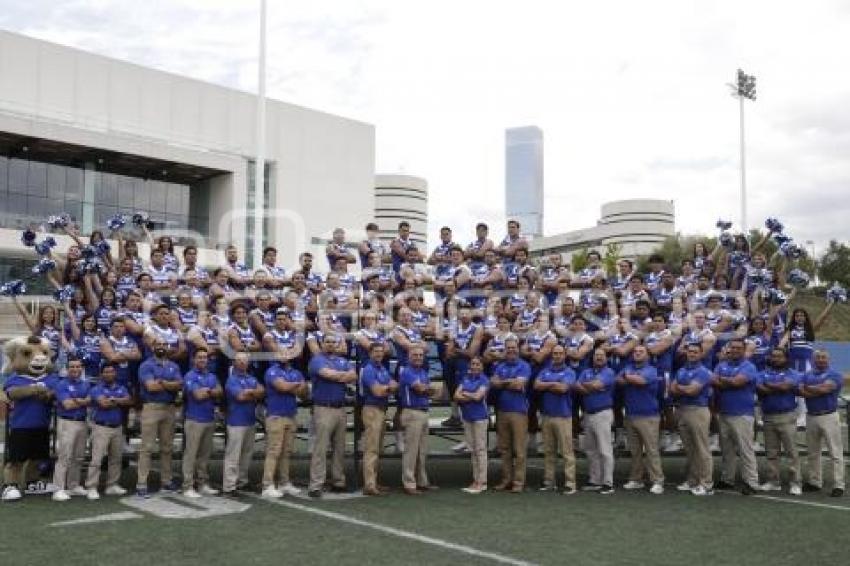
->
1, 0, 849, 254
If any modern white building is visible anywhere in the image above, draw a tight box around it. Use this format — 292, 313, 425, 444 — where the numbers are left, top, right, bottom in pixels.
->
505, 126, 544, 238
0, 30, 375, 291
529, 199, 675, 262
374, 174, 428, 250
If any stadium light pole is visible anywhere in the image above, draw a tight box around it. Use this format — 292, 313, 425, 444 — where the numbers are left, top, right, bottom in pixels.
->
253, 0, 268, 269
730, 69, 756, 235
806, 239, 818, 285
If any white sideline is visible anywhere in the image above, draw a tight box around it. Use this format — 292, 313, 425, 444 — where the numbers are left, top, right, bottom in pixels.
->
50, 511, 143, 526
716, 490, 850, 511
249, 495, 537, 566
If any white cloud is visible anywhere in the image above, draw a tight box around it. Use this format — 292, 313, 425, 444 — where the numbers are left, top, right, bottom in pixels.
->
2, 0, 850, 253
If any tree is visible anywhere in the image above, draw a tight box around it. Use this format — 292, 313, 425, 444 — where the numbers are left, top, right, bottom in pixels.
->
603, 243, 621, 277
571, 248, 590, 273
818, 240, 850, 287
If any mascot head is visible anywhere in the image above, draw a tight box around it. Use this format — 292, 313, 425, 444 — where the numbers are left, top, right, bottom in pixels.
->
2, 335, 52, 377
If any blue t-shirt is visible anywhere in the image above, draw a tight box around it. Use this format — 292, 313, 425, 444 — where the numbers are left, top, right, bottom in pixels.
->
308, 353, 352, 405
225, 371, 259, 427
537, 365, 576, 418
360, 362, 393, 408
493, 359, 531, 414
577, 366, 616, 413
714, 359, 758, 416
399, 365, 430, 410
758, 368, 800, 415
620, 364, 660, 417
89, 382, 129, 426
674, 364, 713, 407
3, 373, 59, 429
801, 368, 843, 414
459, 373, 489, 422
184, 368, 219, 423
55, 376, 91, 420
265, 364, 303, 418
138, 358, 183, 404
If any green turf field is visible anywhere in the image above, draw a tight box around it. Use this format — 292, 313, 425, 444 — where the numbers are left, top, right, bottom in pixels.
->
1, 456, 848, 566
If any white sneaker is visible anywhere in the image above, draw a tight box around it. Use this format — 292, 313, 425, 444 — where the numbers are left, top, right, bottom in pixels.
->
664, 436, 683, 453
86, 489, 100, 501
759, 481, 782, 492
183, 489, 202, 499
649, 482, 664, 495
68, 486, 89, 497
261, 487, 283, 499
2, 485, 22, 501
280, 483, 301, 497
462, 485, 484, 494
199, 485, 219, 496
623, 481, 645, 490
789, 484, 802, 496
691, 485, 713, 496
104, 485, 127, 496
451, 441, 470, 454
52, 490, 71, 502
676, 482, 692, 492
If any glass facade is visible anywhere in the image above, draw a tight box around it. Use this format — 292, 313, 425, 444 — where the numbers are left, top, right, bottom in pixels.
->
0, 155, 210, 244
505, 126, 544, 238
0, 257, 52, 295
244, 161, 271, 269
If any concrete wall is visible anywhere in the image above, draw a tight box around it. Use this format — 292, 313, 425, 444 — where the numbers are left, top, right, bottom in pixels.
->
375, 174, 428, 249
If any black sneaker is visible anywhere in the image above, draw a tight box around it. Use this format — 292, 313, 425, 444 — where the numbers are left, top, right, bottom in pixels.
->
830, 488, 844, 498
802, 483, 821, 493
221, 490, 239, 498
741, 484, 756, 496
329, 484, 348, 493
441, 416, 463, 428
715, 481, 736, 491
307, 489, 322, 499
581, 483, 602, 492
598, 485, 614, 495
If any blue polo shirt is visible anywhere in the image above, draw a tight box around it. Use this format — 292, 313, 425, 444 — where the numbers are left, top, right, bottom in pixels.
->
138, 357, 183, 404
801, 368, 843, 414
3, 374, 59, 429
399, 365, 430, 410
758, 368, 801, 415
674, 364, 713, 407
493, 358, 531, 414
577, 366, 615, 413
620, 363, 660, 418
714, 358, 758, 416
265, 364, 304, 418
55, 376, 91, 420
308, 353, 352, 405
360, 361, 393, 408
459, 373, 489, 422
184, 368, 219, 423
537, 364, 576, 418
89, 382, 129, 426
225, 370, 260, 427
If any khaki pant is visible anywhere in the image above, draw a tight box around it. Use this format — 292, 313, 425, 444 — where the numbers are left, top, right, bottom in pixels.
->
362, 405, 387, 490
678, 405, 712, 488
182, 419, 215, 490
806, 411, 845, 490
541, 416, 576, 489
464, 419, 489, 486
86, 424, 123, 490
719, 414, 758, 488
626, 416, 663, 483
309, 406, 346, 491
53, 419, 88, 490
137, 404, 175, 488
223, 425, 255, 492
583, 409, 614, 487
263, 416, 297, 488
497, 411, 528, 487
401, 409, 430, 489
763, 411, 801, 486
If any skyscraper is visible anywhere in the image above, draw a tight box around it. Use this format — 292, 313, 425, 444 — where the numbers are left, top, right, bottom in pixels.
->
505, 126, 544, 238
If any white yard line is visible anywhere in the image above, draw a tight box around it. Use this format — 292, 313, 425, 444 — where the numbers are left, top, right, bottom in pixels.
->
248, 494, 537, 566
50, 511, 143, 527
716, 489, 850, 511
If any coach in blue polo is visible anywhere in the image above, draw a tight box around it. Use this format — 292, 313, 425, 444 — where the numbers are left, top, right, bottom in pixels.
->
491, 337, 531, 493
534, 345, 577, 494
182, 349, 222, 498
360, 343, 397, 496
618, 345, 664, 494
308, 332, 356, 498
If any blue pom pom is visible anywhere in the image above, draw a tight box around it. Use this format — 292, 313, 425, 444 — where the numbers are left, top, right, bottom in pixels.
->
716, 219, 733, 231
107, 214, 127, 232
46, 213, 71, 231
95, 240, 111, 256
80, 245, 98, 260
788, 269, 810, 288
32, 258, 57, 275
773, 233, 792, 246
0, 280, 27, 297
766, 287, 787, 305
765, 217, 784, 233
827, 284, 848, 304
132, 213, 150, 227
53, 285, 76, 303
21, 229, 37, 247
34, 236, 57, 257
